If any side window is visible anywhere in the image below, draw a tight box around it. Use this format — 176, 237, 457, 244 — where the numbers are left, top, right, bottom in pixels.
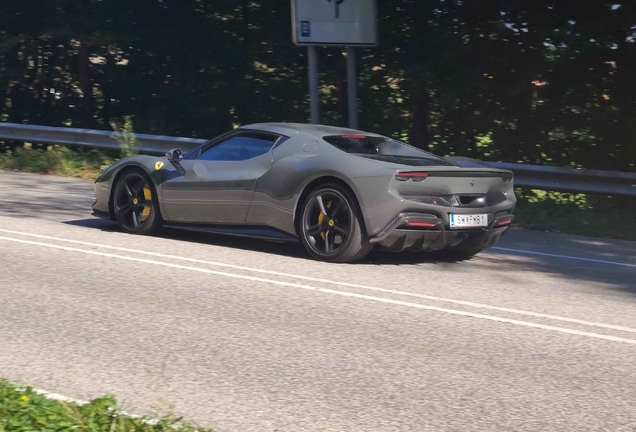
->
198, 134, 278, 161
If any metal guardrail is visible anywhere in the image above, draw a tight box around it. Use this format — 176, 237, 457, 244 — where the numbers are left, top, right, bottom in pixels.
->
1, 122, 635, 196
0, 122, 205, 155
488, 162, 636, 197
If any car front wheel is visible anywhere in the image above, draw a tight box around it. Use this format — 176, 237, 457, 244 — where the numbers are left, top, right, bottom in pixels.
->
113, 169, 162, 235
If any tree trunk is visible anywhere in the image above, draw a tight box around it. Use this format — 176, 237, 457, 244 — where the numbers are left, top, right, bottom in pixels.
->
102, 53, 113, 127
7, 47, 25, 124
337, 67, 347, 126
79, 41, 93, 128
409, 88, 429, 149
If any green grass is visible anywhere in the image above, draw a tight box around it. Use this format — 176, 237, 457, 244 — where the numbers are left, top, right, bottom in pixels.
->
513, 189, 636, 241
0, 143, 118, 179
0, 380, 212, 432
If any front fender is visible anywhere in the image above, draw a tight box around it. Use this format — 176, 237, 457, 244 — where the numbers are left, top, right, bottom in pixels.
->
94, 155, 170, 219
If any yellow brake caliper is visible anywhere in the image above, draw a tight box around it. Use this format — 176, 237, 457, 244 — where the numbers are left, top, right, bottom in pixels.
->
141, 186, 152, 218
318, 201, 332, 240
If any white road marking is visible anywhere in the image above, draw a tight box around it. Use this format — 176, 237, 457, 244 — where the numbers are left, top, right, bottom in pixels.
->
1, 228, 635, 335
27, 387, 89, 405
492, 246, 636, 269
2, 234, 636, 346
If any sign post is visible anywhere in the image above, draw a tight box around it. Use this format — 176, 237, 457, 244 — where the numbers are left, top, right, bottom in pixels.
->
292, 0, 378, 127
346, 47, 358, 129
308, 46, 320, 124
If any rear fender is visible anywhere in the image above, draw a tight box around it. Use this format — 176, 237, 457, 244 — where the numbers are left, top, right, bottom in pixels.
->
249, 154, 382, 236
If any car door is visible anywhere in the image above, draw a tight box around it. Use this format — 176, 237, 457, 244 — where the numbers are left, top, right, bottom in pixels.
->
160, 131, 280, 224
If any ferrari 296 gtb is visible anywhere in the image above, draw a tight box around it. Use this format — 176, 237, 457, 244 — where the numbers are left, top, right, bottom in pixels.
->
92, 123, 515, 262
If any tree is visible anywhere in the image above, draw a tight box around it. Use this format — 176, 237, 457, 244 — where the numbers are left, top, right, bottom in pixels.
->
1, 0, 635, 170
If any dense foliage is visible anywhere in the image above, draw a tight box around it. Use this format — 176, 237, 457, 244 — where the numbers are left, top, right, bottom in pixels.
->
1, 0, 635, 170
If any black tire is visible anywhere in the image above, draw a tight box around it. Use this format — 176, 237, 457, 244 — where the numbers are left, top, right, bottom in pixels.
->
433, 247, 483, 261
112, 169, 162, 235
299, 184, 371, 263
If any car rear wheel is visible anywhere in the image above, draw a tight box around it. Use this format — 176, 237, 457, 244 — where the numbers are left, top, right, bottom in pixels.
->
113, 169, 162, 235
300, 184, 372, 263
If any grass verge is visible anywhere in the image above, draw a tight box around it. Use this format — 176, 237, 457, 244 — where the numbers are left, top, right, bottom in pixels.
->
0, 143, 118, 180
0, 380, 211, 432
513, 189, 636, 241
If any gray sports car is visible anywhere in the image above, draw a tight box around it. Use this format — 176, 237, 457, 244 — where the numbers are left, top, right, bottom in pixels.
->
92, 123, 515, 262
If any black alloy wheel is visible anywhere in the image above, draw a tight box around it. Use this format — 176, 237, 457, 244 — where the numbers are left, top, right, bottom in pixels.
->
113, 170, 161, 234
300, 185, 371, 262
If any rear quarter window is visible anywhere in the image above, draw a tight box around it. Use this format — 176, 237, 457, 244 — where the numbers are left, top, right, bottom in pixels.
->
323, 135, 454, 165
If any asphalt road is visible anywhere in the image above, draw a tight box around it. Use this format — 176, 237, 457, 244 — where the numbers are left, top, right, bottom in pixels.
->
1, 170, 636, 432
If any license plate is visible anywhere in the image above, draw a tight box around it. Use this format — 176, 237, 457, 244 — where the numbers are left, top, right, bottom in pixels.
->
449, 213, 488, 229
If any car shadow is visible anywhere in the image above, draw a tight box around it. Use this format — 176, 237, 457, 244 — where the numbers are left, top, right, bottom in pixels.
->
63, 218, 461, 265
62, 218, 636, 296
64, 218, 121, 230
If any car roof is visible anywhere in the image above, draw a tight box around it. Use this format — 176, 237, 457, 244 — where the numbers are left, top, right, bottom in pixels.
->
240, 122, 385, 139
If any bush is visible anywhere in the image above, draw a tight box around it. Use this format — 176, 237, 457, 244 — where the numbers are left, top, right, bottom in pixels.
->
0, 143, 117, 179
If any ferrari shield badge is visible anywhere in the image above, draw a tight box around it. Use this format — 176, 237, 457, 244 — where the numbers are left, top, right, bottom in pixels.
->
155, 161, 164, 171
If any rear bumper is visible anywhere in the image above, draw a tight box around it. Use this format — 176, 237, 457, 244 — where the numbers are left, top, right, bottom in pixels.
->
370, 212, 513, 252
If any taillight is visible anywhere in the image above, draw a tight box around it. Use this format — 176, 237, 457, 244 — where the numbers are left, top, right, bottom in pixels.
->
500, 173, 513, 182
340, 135, 367, 139
396, 172, 429, 182
495, 217, 513, 227
407, 221, 436, 227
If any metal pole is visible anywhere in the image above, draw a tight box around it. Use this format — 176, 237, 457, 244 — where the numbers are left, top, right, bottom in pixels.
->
346, 46, 358, 129
308, 46, 320, 124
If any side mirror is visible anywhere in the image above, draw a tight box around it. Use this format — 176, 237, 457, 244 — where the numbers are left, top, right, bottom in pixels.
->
165, 148, 183, 162
165, 148, 186, 175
